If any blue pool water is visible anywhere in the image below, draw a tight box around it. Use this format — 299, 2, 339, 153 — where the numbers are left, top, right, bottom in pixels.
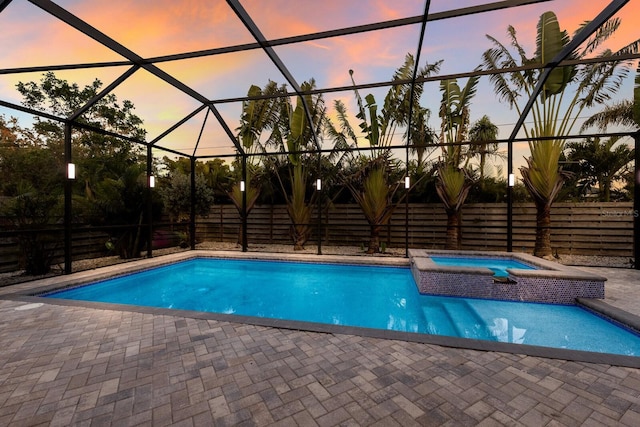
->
430, 256, 536, 277
45, 258, 640, 356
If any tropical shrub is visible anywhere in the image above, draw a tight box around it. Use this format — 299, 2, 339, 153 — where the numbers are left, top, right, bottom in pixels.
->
482, 11, 639, 257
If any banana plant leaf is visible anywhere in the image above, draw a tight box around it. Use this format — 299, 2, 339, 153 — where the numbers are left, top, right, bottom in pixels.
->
536, 11, 573, 98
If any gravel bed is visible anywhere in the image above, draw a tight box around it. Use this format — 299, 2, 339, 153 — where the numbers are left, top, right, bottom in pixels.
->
0, 242, 633, 288
555, 254, 634, 269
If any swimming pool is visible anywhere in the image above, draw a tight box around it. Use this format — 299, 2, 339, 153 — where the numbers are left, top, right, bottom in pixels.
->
44, 257, 640, 357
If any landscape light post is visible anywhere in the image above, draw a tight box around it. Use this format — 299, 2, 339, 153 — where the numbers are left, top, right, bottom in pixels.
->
316, 177, 322, 255
64, 122, 73, 274
241, 155, 248, 252
146, 145, 154, 258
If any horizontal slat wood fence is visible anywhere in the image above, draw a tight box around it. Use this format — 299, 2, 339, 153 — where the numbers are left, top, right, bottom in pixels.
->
0, 228, 108, 274
197, 202, 635, 257
1, 202, 634, 273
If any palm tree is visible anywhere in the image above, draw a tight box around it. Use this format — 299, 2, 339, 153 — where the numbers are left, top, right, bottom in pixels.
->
267, 80, 325, 250
482, 11, 639, 258
332, 54, 441, 253
341, 88, 400, 254
581, 100, 636, 132
577, 65, 640, 202
565, 137, 634, 201
468, 115, 500, 185
408, 106, 438, 174
519, 140, 571, 255
579, 62, 640, 132
228, 165, 261, 245
436, 164, 473, 249
232, 82, 283, 246
85, 162, 161, 259
436, 77, 479, 249
343, 154, 404, 254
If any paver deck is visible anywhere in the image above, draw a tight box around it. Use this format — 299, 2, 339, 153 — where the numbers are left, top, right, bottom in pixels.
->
1, 252, 639, 426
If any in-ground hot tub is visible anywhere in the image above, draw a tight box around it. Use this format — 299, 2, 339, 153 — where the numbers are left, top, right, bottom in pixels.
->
409, 249, 606, 304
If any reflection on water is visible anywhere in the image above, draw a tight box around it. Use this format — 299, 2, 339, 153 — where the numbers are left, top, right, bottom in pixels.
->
45, 258, 640, 356
420, 295, 640, 355
489, 318, 526, 344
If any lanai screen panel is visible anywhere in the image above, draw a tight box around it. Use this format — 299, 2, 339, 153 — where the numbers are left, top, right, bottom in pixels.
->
0, 0, 638, 159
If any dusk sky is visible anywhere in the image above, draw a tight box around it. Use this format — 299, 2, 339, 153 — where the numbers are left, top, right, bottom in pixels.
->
1, 0, 639, 176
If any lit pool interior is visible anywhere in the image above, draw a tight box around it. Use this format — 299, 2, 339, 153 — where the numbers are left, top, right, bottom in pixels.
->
429, 255, 536, 277
44, 258, 640, 356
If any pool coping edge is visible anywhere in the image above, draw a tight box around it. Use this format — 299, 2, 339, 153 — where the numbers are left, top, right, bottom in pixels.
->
2, 250, 639, 369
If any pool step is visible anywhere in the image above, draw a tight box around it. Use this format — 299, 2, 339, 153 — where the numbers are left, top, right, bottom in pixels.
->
423, 299, 491, 340
442, 300, 489, 339
422, 303, 457, 337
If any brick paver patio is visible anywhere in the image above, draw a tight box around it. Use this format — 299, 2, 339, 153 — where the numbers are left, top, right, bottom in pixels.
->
1, 254, 639, 426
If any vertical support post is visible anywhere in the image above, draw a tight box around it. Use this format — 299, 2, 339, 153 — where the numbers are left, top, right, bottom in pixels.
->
507, 140, 513, 252
316, 179, 322, 255
404, 140, 411, 258
241, 155, 248, 252
146, 145, 153, 258
634, 132, 640, 269
405, 146, 410, 258
402, 0, 430, 258
316, 153, 322, 255
64, 123, 72, 274
190, 157, 196, 250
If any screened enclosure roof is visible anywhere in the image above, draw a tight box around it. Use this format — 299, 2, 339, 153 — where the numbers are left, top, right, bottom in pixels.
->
1, 0, 639, 161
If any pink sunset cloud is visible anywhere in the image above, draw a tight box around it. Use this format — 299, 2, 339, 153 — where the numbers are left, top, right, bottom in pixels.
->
1, 0, 637, 158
